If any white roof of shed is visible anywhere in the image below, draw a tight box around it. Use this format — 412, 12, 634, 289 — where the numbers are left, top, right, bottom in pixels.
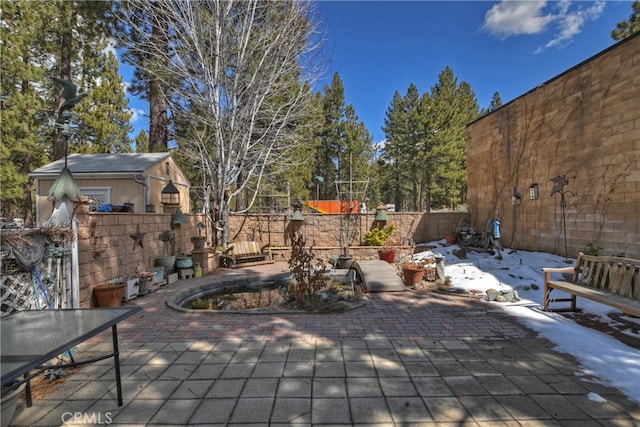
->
30, 153, 173, 178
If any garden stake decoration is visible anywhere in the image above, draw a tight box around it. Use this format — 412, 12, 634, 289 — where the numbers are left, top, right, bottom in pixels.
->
550, 174, 575, 263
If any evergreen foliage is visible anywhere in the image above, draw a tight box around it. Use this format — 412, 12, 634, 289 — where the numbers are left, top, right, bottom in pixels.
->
363, 224, 396, 246
0, 1, 54, 221
71, 51, 133, 153
381, 67, 479, 212
114, 1, 171, 152
0, 0, 131, 222
611, 1, 640, 40
314, 72, 374, 202
134, 130, 149, 153
480, 91, 503, 116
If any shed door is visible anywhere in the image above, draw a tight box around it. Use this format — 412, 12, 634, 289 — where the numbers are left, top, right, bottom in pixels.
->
80, 187, 111, 211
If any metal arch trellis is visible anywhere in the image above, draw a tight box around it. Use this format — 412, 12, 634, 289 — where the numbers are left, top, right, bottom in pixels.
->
335, 177, 369, 254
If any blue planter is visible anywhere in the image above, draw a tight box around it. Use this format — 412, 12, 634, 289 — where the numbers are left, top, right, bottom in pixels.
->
151, 266, 165, 281
176, 256, 193, 269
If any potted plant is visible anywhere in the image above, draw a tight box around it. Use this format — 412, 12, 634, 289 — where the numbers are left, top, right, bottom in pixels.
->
176, 253, 194, 269
444, 232, 457, 245
93, 279, 126, 307
93, 259, 126, 307
363, 224, 396, 262
400, 256, 426, 287
137, 270, 156, 294
191, 222, 207, 250
157, 231, 176, 268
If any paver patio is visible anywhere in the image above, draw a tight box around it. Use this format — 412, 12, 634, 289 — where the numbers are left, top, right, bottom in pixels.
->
8, 261, 640, 426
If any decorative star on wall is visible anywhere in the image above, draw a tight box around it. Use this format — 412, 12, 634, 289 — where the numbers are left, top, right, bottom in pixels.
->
129, 225, 145, 250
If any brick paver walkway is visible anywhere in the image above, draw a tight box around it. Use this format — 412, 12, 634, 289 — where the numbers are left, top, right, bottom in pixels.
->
9, 261, 640, 426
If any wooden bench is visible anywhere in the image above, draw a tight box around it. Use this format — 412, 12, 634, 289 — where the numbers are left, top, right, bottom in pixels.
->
218, 241, 274, 268
543, 252, 640, 316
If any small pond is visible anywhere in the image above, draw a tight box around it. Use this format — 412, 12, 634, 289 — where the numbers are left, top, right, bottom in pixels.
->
167, 270, 366, 314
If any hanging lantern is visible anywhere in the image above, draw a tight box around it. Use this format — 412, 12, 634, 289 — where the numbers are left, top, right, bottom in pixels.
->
172, 208, 188, 226
291, 198, 305, 222
374, 202, 389, 222
161, 180, 180, 206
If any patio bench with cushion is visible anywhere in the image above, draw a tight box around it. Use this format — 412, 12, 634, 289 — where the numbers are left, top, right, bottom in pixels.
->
543, 252, 640, 316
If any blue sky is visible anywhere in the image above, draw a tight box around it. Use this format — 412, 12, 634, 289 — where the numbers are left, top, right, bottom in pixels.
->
124, 1, 633, 145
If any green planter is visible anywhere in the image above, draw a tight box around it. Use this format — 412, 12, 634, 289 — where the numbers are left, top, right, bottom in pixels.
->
156, 256, 176, 269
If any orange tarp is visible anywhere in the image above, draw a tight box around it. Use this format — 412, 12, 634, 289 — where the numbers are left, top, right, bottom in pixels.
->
305, 200, 361, 214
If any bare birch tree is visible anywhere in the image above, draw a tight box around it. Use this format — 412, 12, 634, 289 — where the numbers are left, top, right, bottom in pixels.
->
117, 0, 323, 243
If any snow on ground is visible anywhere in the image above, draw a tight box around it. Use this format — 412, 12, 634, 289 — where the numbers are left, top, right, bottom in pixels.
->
417, 240, 640, 404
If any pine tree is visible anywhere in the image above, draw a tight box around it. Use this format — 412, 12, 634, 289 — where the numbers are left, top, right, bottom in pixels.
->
426, 67, 479, 210
480, 91, 503, 116
1, 1, 59, 224
488, 92, 503, 112
50, 0, 116, 160
382, 68, 479, 212
71, 51, 133, 153
114, 1, 171, 152
316, 72, 374, 202
1, 1, 132, 222
134, 130, 149, 153
315, 72, 344, 200
611, 1, 640, 40
381, 85, 422, 211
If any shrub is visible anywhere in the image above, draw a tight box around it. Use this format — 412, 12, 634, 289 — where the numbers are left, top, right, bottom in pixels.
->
363, 224, 396, 246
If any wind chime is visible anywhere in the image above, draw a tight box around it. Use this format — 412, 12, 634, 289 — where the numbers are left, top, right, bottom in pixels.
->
550, 174, 575, 263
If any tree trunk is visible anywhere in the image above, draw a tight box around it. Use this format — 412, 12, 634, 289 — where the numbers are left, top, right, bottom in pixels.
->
148, 20, 168, 152
53, 20, 73, 161
149, 79, 168, 152
21, 155, 34, 228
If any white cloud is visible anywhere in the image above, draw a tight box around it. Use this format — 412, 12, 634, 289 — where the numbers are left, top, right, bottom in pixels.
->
128, 107, 146, 123
483, 1, 554, 37
483, 1, 606, 52
537, 0, 605, 52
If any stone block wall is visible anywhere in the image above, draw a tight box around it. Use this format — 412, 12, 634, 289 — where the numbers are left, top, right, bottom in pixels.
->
467, 33, 639, 259
75, 210, 465, 306
77, 210, 202, 306
225, 211, 467, 248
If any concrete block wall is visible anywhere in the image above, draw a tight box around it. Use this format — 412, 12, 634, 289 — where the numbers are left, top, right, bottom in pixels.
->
77, 209, 201, 306
75, 210, 465, 306
467, 33, 639, 259
225, 212, 467, 249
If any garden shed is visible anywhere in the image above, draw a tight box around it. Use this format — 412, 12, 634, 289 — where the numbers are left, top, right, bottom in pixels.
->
30, 152, 191, 226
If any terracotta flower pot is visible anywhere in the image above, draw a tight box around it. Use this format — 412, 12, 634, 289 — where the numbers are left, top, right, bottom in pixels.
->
93, 282, 125, 307
401, 264, 426, 286
444, 233, 457, 245
378, 249, 396, 263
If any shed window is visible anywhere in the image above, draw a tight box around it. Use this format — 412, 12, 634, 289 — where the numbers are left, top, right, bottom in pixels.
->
80, 187, 111, 211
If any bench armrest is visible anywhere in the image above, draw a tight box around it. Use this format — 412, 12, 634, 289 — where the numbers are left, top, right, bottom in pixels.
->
542, 267, 575, 274
542, 266, 575, 285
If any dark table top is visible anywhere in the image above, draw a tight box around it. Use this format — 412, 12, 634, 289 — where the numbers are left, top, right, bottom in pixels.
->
1, 307, 142, 386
